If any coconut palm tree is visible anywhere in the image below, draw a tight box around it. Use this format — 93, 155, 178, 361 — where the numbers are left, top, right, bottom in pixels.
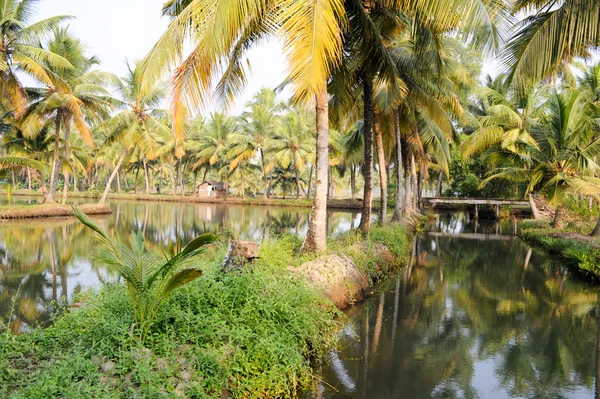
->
188, 112, 236, 186
229, 89, 284, 199
98, 63, 173, 204
21, 28, 118, 204
270, 108, 316, 198
478, 86, 600, 228
503, 0, 600, 83
0, 0, 72, 116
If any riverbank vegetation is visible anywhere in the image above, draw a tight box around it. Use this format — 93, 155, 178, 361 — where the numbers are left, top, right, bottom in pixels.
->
1, 0, 598, 252
0, 222, 411, 398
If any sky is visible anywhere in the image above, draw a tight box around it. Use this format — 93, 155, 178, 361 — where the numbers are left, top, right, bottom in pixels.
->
32, 1, 600, 116
34, 0, 289, 115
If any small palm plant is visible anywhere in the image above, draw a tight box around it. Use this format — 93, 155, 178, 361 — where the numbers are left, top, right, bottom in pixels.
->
72, 206, 217, 339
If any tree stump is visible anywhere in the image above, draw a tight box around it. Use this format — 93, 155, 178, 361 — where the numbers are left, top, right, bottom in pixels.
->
222, 240, 259, 273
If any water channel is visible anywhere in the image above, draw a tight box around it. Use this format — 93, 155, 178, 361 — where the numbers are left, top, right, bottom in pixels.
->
0, 199, 358, 333
316, 212, 600, 399
2, 200, 599, 398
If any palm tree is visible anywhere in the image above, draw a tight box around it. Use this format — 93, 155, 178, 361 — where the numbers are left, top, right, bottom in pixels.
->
0, 0, 72, 116
270, 108, 316, 198
140, 0, 346, 253
229, 89, 284, 199
188, 112, 235, 186
503, 0, 600, 83
98, 63, 173, 204
477, 85, 600, 228
21, 28, 118, 204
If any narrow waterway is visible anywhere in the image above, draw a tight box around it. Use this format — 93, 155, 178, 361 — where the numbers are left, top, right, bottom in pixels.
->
0, 199, 358, 333
316, 212, 600, 399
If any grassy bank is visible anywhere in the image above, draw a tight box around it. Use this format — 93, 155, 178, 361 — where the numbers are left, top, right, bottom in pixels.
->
518, 220, 600, 281
0, 203, 112, 219
9, 189, 367, 210
0, 224, 411, 398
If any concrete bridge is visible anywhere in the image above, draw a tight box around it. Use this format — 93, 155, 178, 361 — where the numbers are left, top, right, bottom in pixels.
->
420, 197, 530, 219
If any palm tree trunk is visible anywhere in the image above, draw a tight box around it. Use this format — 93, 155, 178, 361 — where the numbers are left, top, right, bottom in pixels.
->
261, 151, 269, 199
26, 167, 31, 190
529, 194, 541, 220
411, 154, 418, 212
351, 165, 356, 200
392, 110, 403, 222
61, 117, 71, 205
73, 173, 78, 192
169, 163, 176, 194
404, 167, 412, 215
295, 169, 301, 199
552, 205, 566, 229
117, 170, 122, 194
179, 160, 185, 198
307, 165, 313, 199
301, 84, 329, 253
436, 171, 443, 197
374, 116, 387, 225
46, 111, 62, 203
143, 158, 151, 194
99, 150, 127, 204
134, 168, 139, 194
359, 77, 374, 235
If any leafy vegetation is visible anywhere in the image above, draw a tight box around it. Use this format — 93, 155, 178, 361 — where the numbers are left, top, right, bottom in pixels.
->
0, 223, 411, 398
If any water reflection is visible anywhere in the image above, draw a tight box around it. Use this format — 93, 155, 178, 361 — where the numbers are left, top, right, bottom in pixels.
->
0, 200, 357, 333
318, 215, 599, 399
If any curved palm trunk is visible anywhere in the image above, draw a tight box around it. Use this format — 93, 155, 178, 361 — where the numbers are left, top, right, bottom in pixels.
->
392, 111, 403, 222
529, 194, 542, 220
436, 171, 443, 197
99, 150, 127, 204
301, 84, 329, 254
411, 154, 418, 212
374, 116, 387, 225
307, 165, 313, 199
359, 78, 374, 235
26, 168, 31, 190
45, 111, 62, 203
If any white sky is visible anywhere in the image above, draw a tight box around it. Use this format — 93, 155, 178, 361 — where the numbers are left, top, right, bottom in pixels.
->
34, 0, 288, 115
32, 1, 600, 115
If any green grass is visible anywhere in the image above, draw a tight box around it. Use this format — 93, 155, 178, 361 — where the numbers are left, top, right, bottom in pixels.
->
518, 221, 600, 281
0, 224, 412, 398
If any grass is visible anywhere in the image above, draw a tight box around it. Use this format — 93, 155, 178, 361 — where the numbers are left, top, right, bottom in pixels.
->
518, 219, 600, 281
0, 223, 412, 398
0, 203, 112, 219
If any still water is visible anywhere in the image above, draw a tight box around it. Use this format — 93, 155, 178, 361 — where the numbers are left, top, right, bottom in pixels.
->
317, 212, 600, 399
0, 199, 359, 333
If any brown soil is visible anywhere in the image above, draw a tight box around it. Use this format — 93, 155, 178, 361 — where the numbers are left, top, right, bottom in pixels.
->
0, 204, 112, 220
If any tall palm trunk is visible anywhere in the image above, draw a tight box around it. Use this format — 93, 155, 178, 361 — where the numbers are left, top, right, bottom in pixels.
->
179, 160, 185, 198
374, 116, 387, 225
307, 165, 313, 199
359, 77, 374, 235
143, 158, 151, 194
26, 167, 31, 190
350, 165, 356, 200
301, 84, 329, 253
436, 171, 443, 197
117, 170, 122, 193
99, 150, 127, 204
411, 154, 418, 212
392, 110, 403, 222
73, 173, 78, 192
261, 151, 269, 199
404, 168, 412, 215
295, 169, 301, 199
46, 111, 62, 203
61, 116, 71, 205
